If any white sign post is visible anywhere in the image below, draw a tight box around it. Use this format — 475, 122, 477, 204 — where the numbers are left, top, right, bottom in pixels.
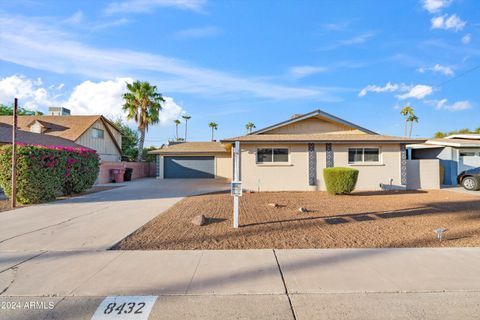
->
232, 141, 241, 228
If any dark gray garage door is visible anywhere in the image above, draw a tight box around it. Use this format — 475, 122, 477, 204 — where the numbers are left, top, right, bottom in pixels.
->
164, 156, 215, 179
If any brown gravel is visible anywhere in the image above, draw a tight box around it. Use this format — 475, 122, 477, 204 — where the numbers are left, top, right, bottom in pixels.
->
116, 190, 480, 250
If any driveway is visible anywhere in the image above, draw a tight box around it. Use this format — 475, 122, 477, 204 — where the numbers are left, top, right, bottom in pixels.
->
444, 186, 480, 196
0, 178, 229, 251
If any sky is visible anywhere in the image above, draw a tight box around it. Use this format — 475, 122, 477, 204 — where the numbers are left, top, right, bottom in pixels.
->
0, 0, 479, 145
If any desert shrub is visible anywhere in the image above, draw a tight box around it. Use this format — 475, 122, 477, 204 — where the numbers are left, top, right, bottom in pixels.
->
0, 144, 99, 204
323, 167, 359, 195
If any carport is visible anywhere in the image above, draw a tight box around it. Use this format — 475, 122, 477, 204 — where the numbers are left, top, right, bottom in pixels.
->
149, 142, 233, 180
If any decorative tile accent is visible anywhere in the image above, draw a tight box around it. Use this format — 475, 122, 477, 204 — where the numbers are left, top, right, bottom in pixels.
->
400, 144, 407, 185
326, 143, 334, 168
156, 155, 160, 178
308, 143, 316, 185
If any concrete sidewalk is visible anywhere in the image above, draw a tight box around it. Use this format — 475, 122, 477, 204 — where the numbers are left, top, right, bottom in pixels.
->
1, 248, 480, 319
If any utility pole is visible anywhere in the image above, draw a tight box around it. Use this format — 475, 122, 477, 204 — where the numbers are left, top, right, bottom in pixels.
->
11, 98, 18, 208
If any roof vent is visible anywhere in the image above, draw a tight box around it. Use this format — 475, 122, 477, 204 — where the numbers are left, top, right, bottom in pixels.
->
291, 114, 303, 119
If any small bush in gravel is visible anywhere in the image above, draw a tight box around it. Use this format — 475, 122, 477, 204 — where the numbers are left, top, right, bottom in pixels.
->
323, 167, 359, 195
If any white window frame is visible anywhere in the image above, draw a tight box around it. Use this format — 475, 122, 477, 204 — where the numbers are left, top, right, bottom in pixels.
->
256, 147, 290, 164
92, 128, 105, 139
348, 147, 382, 165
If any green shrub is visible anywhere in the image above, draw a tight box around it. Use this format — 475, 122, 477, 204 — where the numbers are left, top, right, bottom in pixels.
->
0, 144, 99, 204
323, 167, 359, 195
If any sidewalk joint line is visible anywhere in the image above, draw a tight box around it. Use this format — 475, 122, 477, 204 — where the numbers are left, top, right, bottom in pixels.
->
273, 249, 297, 320
185, 251, 204, 294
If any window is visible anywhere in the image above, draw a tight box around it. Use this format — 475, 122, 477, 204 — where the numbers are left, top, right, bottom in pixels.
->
92, 128, 104, 139
460, 152, 476, 157
348, 148, 380, 163
257, 148, 289, 163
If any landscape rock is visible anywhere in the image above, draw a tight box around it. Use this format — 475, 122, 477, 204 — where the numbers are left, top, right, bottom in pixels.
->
268, 203, 279, 208
192, 214, 206, 226
298, 207, 309, 213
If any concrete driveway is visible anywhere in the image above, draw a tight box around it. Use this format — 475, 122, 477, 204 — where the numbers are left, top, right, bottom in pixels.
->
0, 178, 229, 251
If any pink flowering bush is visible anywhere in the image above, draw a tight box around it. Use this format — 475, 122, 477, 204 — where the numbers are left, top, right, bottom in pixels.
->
0, 144, 99, 204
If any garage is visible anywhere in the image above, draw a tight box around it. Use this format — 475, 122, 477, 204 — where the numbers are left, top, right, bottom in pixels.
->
164, 156, 215, 179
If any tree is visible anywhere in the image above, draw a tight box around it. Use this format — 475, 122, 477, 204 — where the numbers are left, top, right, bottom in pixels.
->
245, 122, 256, 133
209, 122, 218, 141
475, 127, 480, 134
174, 119, 181, 141
0, 104, 43, 116
112, 118, 139, 161
122, 81, 165, 161
433, 131, 446, 138
400, 106, 414, 137
182, 115, 191, 141
408, 114, 419, 138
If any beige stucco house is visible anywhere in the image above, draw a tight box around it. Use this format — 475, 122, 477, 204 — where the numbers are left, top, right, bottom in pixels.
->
151, 109, 424, 191
0, 112, 122, 162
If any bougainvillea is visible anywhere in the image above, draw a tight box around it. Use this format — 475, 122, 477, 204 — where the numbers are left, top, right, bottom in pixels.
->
0, 144, 100, 204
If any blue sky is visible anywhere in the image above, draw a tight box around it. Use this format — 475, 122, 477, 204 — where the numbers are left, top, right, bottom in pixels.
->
0, 0, 479, 145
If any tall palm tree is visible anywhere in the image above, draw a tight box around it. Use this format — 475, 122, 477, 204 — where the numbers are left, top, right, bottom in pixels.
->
174, 119, 181, 141
182, 115, 191, 141
245, 122, 256, 133
209, 122, 218, 141
122, 81, 165, 161
400, 106, 414, 137
408, 114, 419, 138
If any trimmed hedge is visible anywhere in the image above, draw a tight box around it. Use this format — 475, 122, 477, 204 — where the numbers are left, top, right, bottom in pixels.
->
0, 144, 99, 204
323, 167, 359, 195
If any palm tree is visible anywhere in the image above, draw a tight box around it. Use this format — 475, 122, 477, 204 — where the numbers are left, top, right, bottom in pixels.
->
174, 119, 181, 141
245, 122, 256, 133
182, 115, 191, 141
433, 131, 446, 138
122, 80, 165, 161
400, 106, 414, 137
209, 122, 218, 141
408, 114, 419, 138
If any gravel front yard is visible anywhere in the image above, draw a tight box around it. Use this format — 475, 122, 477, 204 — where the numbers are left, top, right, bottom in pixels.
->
116, 190, 480, 250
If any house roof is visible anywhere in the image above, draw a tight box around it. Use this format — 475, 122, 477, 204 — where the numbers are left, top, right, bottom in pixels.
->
247, 109, 378, 135
0, 123, 88, 148
422, 138, 480, 148
148, 142, 230, 154
0, 115, 122, 152
0, 115, 115, 141
222, 133, 424, 144
445, 134, 480, 140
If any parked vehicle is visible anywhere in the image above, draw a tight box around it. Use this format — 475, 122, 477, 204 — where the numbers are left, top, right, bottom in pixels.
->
457, 168, 480, 191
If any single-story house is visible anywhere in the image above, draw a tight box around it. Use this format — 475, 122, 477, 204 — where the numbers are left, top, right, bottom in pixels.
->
151, 109, 424, 191
0, 122, 87, 148
408, 134, 480, 185
0, 107, 123, 162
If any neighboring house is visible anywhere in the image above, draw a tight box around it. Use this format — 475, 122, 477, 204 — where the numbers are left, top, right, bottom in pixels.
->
0, 122, 87, 148
408, 134, 480, 185
0, 108, 122, 161
151, 109, 423, 191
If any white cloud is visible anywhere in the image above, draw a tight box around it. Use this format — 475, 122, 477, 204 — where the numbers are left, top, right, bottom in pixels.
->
359, 82, 433, 100
105, 0, 207, 15
318, 31, 375, 51
417, 64, 454, 76
174, 26, 222, 39
462, 34, 471, 44
64, 10, 85, 24
396, 85, 433, 100
0, 75, 59, 110
289, 66, 328, 79
435, 99, 472, 111
0, 14, 339, 101
422, 0, 452, 13
431, 14, 466, 31
63, 78, 183, 125
358, 82, 402, 97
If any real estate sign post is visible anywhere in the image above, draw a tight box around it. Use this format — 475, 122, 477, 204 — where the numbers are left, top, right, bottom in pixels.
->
232, 141, 241, 228
11, 98, 18, 208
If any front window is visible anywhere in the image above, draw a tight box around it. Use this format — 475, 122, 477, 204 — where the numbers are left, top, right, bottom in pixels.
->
348, 148, 380, 163
92, 128, 104, 139
257, 148, 289, 163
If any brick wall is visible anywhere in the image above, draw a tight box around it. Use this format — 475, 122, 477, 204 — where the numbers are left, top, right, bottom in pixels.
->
97, 161, 156, 184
